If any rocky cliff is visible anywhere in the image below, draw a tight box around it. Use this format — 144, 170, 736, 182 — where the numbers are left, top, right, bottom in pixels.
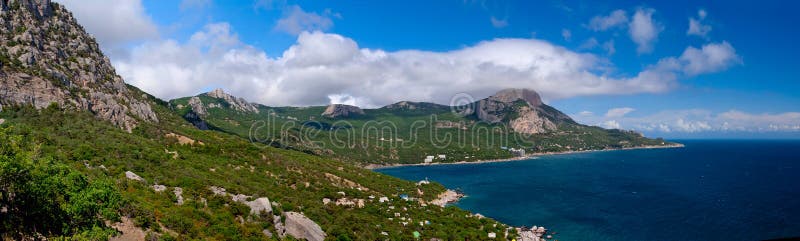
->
206, 88, 260, 113
461, 88, 574, 134
321, 104, 364, 118
0, 0, 157, 132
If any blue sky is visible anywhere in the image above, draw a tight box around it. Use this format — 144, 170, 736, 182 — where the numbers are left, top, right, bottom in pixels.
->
57, 0, 800, 138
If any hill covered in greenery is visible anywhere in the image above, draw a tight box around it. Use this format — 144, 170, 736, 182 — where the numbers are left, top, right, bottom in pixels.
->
170, 89, 676, 166
0, 1, 518, 240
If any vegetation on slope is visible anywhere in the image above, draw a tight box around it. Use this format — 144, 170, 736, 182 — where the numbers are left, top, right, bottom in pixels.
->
0, 103, 514, 240
170, 94, 672, 166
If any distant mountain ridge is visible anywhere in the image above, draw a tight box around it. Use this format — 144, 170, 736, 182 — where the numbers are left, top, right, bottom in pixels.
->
170, 88, 674, 165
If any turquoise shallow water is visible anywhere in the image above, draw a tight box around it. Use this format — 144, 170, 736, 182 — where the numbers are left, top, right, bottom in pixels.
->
377, 140, 800, 241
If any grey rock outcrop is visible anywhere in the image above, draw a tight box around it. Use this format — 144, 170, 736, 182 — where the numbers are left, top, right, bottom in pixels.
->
282, 212, 326, 241
321, 104, 364, 118
187, 97, 207, 116
173, 187, 184, 205
460, 88, 573, 134
125, 171, 143, 182
245, 197, 272, 215
0, 0, 158, 132
206, 88, 259, 113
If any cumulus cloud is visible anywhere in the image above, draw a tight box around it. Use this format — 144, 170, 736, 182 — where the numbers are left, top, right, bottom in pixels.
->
574, 109, 800, 133
628, 8, 662, 54
587, 9, 628, 31
490, 16, 508, 28
687, 10, 712, 38
679, 41, 741, 75
55, 0, 158, 49
605, 107, 635, 118
274, 5, 335, 35
114, 23, 703, 107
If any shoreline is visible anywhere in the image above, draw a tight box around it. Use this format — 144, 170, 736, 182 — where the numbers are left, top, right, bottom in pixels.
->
366, 143, 685, 170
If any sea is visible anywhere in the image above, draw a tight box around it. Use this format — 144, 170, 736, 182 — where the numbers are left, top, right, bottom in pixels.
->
377, 140, 800, 241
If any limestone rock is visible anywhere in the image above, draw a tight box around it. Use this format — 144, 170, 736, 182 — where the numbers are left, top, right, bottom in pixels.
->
321, 104, 364, 118
125, 171, 143, 182
173, 187, 184, 205
152, 184, 166, 192
0, 0, 158, 132
283, 212, 326, 241
188, 97, 207, 116
273, 215, 285, 238
206, 88, 260, 113
459, 88, 573, 134
245, 197, 272, 215
0, 118, 5, 125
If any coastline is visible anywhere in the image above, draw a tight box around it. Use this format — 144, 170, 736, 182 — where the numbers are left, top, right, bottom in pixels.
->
365, 143, 685, 170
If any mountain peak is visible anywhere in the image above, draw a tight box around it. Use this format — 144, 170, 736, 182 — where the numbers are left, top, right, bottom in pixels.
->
488, 88, 543, 107
322, 104, 364, 118
207, 88, 229, 98
203, 88, 260, 113
0, 0, 158, 132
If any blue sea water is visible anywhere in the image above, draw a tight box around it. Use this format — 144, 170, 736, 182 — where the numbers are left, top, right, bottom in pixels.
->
377, 140, 800, 241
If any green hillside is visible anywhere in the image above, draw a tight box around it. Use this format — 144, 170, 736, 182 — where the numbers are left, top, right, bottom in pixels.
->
170, 90, 674, 166
0, 100, 514, 240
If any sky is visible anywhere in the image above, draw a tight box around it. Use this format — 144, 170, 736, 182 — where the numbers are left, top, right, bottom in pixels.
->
54, 0, 800, 138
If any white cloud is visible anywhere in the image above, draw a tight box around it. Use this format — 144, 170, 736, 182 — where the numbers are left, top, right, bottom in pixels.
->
490, 16, 508, 28
628, 8, 662, 54
274, 5, 335, 35
561, 29, 572, 41
679, 41, 741, 76
687, 9, 712, 38
605, 107, 635, 118
587, 9, 628, 31
602, 120, 621, 129
574, 109, 800, 133
55, 0, 158, 49
114, 24, 697, 107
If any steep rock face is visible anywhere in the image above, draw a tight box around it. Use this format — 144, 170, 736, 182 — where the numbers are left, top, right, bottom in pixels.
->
206, 88, 259, 113
461, 88, 573, 134
321, 104, 364, 118
282, 212, 326, 241
0, 0, 157, 131
187, 96, 207, 116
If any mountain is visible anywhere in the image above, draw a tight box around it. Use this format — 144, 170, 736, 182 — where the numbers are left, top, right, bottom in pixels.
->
170, 88, 677, 166
0, 0, 157, 132
0, 2, 515, 240
321, 104, 364, 118
460, 88, 575, 134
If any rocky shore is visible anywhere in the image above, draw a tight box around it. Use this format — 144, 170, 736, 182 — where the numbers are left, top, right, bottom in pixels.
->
428, 189, 464, 207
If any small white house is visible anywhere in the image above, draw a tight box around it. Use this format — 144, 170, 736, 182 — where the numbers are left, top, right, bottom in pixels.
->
424, 156, 434, 163
488, 232, 497, 239
379, 197, 389, 203
437, 154, 446, 159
